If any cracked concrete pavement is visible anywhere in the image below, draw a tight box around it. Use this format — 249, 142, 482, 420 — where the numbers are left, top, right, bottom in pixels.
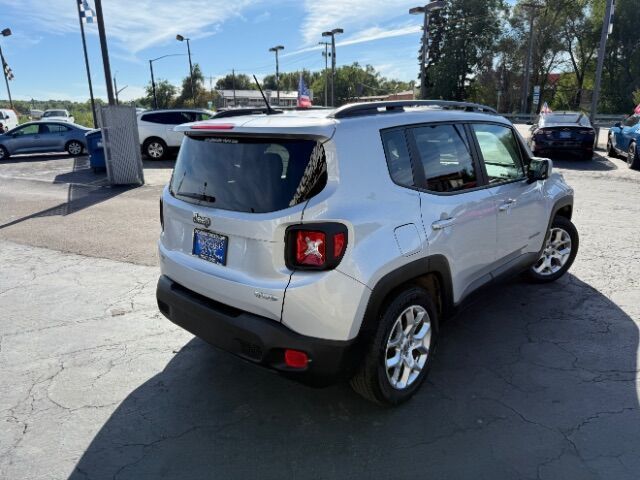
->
0, 138, 639, 479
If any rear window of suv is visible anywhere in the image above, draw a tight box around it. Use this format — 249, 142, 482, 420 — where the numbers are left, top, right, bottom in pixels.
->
170, 136, 327, 213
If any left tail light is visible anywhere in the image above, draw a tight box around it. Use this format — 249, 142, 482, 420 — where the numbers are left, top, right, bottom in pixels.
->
285, 223, 348, 271
159, 198, 164, 231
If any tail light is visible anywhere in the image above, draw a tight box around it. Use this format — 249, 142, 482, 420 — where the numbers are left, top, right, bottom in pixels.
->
285, 223, 348, 271
159, 198, 164, 231
578, 129, 594, 135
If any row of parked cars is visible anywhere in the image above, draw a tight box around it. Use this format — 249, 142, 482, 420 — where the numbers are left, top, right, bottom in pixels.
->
0, 107, 270, 161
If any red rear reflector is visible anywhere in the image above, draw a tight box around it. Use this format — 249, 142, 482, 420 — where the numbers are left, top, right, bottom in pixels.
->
284, 349, 308, 368
191, 124, 235, 130
333, 232, 346, 258
295, 231, 326, 266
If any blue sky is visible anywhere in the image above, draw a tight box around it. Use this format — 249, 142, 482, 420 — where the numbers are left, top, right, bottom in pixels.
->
0, 0, 437, 102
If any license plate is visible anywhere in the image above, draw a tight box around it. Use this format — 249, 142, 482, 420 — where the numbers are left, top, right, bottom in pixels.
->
193, 229, 228, 265
559, 131, 572, 139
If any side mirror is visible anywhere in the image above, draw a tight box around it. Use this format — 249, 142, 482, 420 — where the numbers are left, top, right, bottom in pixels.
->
527, 158, 552, 184
614, 122, 622, 128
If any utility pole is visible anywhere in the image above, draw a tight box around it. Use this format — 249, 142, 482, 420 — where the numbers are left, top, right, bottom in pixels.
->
269, 45, 284, 106
0, 30, 13, 110
114, 75, 118, 105
149, 60, 157, 109
319, 41, 330, 106
410, 2, 445, 100
520, 2, 543, 115
93, 0, 115, 105
232, 69, 236, 106
590, 0, 615, 124
75, 3, 97, 128
321, 28, 343, 107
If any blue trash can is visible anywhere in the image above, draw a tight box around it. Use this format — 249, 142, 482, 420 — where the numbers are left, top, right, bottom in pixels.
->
85, 129, 106, 173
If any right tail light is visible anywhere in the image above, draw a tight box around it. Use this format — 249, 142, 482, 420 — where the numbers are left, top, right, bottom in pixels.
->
285, 223, 348, 271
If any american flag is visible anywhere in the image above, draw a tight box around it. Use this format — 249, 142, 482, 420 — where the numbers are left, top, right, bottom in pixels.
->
78, 0, 96, 24
297, 73, 312, 108
540, 102, 552, 115
3, 60, 13, 81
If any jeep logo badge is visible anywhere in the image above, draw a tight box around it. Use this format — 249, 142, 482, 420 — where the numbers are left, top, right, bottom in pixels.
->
192, 213, 211, 228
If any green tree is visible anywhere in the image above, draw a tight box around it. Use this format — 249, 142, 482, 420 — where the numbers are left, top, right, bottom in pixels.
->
215, 73, 256, 91
144, 79, 177, 109
174, 63, 207, 108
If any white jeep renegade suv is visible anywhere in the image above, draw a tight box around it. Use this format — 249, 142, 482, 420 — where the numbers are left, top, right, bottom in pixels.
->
156, 100, 578, 405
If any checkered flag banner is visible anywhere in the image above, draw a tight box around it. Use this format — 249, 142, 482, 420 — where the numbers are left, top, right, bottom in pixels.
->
3, 61, 13, 81
78, 0, 96, 24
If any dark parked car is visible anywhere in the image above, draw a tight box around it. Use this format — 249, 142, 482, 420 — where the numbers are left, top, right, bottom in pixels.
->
607, 114, 640, 169
529, 112, 595, 160
0, 121, 90, 160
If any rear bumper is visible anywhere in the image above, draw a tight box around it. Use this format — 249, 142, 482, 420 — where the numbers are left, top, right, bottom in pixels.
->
156, 275, 359, 386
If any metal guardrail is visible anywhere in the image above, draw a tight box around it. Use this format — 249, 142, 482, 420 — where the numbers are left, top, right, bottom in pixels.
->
502, 113, 624, 128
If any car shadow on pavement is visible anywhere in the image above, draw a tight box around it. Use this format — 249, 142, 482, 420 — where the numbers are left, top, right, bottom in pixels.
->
550, 152, 618, 171
0, 152, 73, 164
67, 274, 639, 480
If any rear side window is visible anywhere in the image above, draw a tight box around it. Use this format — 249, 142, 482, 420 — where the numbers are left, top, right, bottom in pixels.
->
410, 124, 478, 193
142, 111, 194, 125
381, 129, 414, 187
170, 136, 327, 213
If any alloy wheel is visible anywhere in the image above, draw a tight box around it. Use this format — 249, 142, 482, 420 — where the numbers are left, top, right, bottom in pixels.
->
148, 142, 164, 159
628, 144, 635, 167
385, 305, 431, 390
532, 227, 572, 276
68, 142, 83, 156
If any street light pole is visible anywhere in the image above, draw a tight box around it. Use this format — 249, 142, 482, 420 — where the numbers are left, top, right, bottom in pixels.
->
176, 35, 196, 106
269, 45, 284, 106
410, 1, 445, 100
321, 28, 343, 107
0, 28, 13, 109
590, 0, 614, 125
149, 54, 187, 110
93, 0, 115, 105
319, 41, 330, 106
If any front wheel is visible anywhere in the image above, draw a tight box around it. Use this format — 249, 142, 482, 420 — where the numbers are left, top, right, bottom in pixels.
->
350, 286, 438, 406
627, 142, 640, 170
66, 140, 84, 156
0, 145, 9, 161
607, 135, 618, 158
527, 216, 579, 283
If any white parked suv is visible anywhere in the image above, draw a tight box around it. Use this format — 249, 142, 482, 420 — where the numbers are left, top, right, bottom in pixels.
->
156, 100, 578, 405
137, 109, 214, 160
42, 109, 74, 123
0, 108, 19, 132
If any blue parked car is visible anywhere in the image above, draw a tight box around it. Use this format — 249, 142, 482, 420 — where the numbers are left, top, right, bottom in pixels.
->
0, 121, 90, 161
607, 114, 640, 169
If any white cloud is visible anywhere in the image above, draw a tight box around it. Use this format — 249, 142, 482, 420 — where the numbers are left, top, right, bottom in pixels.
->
300, 0, 419, 45
0, 0, 259, 54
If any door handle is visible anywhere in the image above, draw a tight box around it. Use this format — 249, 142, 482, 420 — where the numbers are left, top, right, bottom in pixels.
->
499, 198, 517, 211
431, 217, 456, 230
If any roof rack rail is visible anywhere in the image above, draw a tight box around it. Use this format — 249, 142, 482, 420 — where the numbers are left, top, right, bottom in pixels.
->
331, 100, 498, 119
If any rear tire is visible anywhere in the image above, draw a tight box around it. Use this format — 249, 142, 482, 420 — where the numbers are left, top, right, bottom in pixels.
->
627, 142, 640, 170
144, 138, 167, 160
527, 216, 579, 283
607, 135, 618, 158
0, 145, 9, 160
350, 286, 438, 406
66, 140, 84, 156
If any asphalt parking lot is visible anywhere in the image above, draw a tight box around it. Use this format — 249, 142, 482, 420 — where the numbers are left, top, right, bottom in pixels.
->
0, 137, 639, 479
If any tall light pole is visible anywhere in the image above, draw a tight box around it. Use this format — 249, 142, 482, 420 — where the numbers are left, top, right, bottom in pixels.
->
74, 3, 97, 128
149, 54, 186, 109
318, 41, 331, 106
269, 45, 284, 106
410, 1, 445, 100
590, 0, 615, 124
176, 34, 195, 106
0, 28, 13, 109
93, 0, 115, 105
322, 28, 343, 107
519, 2, 543, 115
113, 73, 127, 105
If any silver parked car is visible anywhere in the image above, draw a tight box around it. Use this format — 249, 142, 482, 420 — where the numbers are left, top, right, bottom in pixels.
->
156, 100, 579, 405
0, 121, 90, 160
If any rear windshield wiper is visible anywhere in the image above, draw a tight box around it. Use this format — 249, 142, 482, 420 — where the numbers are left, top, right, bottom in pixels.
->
175, 191, 216, 203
